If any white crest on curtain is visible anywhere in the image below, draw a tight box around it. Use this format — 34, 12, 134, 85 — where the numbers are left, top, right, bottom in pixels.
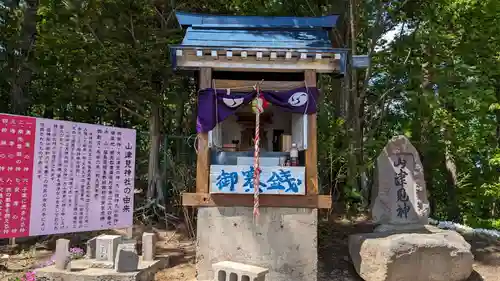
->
223, 97, 245, 108
288, 92, 308, 107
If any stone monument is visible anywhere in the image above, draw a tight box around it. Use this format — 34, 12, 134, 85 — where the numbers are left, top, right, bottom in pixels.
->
348, 135, 474, 281
371, 135, 430, 232
142, 232, 156, 261
115, 243, 139, 272
55, 239, 71, 270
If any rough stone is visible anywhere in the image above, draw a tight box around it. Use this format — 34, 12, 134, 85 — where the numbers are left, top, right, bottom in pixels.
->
348, 226, 474, 281
142, 232, 156, 261
115, 243, 139, 273
196, 207, 317, 281
55, 239, 71, 271
371, 135, 430, 229
96, 235, 122, 263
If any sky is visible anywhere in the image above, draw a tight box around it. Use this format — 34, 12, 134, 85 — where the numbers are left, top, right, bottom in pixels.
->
376, 23, 405, 52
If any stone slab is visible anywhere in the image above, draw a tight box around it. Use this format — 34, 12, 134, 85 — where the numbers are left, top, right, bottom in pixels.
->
348, 226, 473, 281
196, 207, 317, 281
35, 256, 170, 281
115, 244, 139, 272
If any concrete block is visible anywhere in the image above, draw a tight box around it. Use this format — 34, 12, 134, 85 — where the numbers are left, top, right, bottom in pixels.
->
115, 243, 139, 273
196, 207, 318, 281
142, 232, 156, 261
96, 235, 122, 263
55, 239, 71, 270
213, 261, 269, 281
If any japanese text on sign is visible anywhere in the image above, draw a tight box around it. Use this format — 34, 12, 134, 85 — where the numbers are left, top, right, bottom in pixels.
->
209, 165, 305, 195
0, 115, 35, 238
0, 114, 136, 239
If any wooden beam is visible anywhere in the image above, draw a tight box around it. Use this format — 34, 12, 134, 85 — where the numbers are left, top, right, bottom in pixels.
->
213, 80, 305, 92
178, 60, 338, 73
176, 54, 341, 73
182, 193, 331, 209
177, 59, 340, 73
196, 68, 212, 193
305, 70, 319, 195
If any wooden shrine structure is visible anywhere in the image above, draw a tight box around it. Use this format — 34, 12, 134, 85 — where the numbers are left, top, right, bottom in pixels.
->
170, 11, 347, 281
171, 12, 347, 208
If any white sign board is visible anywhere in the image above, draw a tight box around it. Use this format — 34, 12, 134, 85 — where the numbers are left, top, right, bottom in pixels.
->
210, 164, 305, 195
0, 114, 136, 238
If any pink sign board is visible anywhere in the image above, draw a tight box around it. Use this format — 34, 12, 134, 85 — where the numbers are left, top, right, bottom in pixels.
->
0, 114, 136, 238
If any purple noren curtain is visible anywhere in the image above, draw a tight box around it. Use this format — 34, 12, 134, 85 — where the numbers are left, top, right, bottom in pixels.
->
196, 87, 319, 133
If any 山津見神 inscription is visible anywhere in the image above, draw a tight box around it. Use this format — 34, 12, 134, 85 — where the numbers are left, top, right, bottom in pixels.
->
394, 156, 410, 219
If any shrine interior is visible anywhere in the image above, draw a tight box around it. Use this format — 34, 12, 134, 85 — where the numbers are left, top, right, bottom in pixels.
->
208, 71, 308, 168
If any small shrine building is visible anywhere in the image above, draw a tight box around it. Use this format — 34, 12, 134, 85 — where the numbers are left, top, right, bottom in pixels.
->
171, 11, 346, 281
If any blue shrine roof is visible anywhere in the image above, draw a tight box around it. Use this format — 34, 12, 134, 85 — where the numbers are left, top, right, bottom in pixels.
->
171, 12, 347, 74
174, 12, 340, 50
175, 11, 339, 29
181, 28, 333, 50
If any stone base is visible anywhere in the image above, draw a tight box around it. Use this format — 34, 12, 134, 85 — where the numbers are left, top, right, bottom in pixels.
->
35, 256, 169, 281
89, 260, 114, 269
348, 226, 474, 281
374, 223, 429, 233
196, 207, 318, 281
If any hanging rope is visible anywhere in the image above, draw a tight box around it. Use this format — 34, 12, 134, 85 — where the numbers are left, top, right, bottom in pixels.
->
251, 85, 266, 219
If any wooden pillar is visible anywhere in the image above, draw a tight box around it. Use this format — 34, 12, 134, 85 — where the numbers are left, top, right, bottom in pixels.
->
305, 70, 318, 194
196, 68, 212, 193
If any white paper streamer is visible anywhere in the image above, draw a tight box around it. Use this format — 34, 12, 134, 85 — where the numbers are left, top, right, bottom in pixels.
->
428, 218, 500, 239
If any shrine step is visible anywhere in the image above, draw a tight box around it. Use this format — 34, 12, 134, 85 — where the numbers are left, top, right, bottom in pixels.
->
212, 261, 269, 281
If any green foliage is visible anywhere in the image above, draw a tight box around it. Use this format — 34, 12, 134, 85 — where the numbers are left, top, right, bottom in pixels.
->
0, 0, 499, 226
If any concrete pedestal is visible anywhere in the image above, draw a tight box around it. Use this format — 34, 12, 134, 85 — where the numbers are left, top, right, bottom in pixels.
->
196, 207, 318, 281
35, 256, 169, 281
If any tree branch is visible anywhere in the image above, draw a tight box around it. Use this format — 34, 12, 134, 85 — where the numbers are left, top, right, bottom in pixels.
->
359, 1, 385, 103
108, 97, 147, 120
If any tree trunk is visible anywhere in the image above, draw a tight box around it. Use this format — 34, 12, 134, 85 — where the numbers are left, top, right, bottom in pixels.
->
9, 0, 38, 115
416, 44, 437, 217
493, 77, 500, 218
444, 134, 460, 221
147, 103, 162, 200
347, 0, 361, 204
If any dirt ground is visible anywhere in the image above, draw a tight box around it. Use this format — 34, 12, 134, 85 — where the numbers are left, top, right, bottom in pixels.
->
0, 218, 498, 281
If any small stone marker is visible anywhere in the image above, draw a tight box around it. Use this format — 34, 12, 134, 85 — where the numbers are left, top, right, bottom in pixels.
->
96, 235, 122, 263
142, 232, 156, 261
55, 239, 71, 271
371, 135, 430, 231
115, 243, 139, 272
86, 236, 98, 259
